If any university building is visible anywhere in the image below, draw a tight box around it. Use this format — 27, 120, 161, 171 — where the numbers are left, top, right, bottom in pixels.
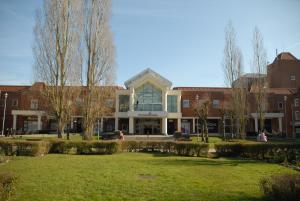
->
0, 52, 300, 138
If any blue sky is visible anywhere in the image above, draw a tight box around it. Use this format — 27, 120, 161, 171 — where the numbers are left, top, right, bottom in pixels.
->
0, 0, 300, 87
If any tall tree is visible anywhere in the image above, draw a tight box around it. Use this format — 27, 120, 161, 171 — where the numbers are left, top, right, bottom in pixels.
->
252, 26, 268, 133
222, 22, 248, 138
33, 0, 82, 138
233, 51, 248, 139
81, 0, 115, 140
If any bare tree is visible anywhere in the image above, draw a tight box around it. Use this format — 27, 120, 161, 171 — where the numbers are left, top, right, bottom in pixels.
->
81, 0, 115, 140
33, 0, 82, 138
222, 22, 248, 138
193, 95, 210, 143
233, 51, 248, 139
223, 22, 239, 88
252, 26, 268, 133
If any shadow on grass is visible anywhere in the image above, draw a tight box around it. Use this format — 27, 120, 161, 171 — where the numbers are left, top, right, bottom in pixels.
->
148, 152, 264, 167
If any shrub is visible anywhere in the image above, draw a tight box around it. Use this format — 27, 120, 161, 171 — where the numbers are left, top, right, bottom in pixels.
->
214, 143, 243, 157
120, 141, 173, 152
260, 173, 300, 201
215, 142, 300, 163
49, 140, 79, 154
120, 141, 209, 156
174, 142, 209, 157
0, 172, 17, 201
0, 140, 51, 156
49, 140, 120, 155
77, 141, 120, 155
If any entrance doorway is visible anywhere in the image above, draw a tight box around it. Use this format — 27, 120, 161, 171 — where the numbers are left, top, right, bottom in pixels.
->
135, 119, 161, 135
167, 119, 177, 134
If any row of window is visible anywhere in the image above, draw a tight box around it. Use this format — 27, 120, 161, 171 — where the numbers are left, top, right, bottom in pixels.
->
0, 99, 38, 109
118, 95, 179, 112
277, 98, 299, 110
0, 99, 19, 107
182, 99, 220, 109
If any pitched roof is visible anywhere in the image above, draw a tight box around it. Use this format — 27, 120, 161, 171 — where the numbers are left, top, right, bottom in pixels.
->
273, 52, 298, 62
124, 68, 172, 88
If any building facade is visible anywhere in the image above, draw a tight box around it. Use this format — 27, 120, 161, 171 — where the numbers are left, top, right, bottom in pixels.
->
0, 52, 300, 137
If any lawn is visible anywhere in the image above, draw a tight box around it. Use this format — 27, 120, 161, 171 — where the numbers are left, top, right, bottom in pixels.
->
1, 153, 298, 201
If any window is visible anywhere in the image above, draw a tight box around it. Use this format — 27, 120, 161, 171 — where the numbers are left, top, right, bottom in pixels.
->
295, 98, 299, 107
182, 100, 189, 108
290, 75, 296, 80
278, 101, 283, 110
75, 98, 82, 106
106, 99, 114, 108
167, 95, 177, 113
30, 99, 38, 110
212, 100, 220, 108
135, 83, 162, 111
12, 99, 18, 107
295, 111, 300, 121
119, 95, 129, 112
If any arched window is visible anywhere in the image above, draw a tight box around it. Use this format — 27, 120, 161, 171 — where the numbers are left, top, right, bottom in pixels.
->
135, 83, 162, 111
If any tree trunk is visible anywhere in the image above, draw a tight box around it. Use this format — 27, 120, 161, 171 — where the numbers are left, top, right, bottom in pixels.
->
67, 124, 70, 140
203, 120, 209, 143
201, 123, 205, 142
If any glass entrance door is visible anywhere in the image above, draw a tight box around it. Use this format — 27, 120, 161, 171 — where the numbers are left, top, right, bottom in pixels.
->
135, 119, 161, 135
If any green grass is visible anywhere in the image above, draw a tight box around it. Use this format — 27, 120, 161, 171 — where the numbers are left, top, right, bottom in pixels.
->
191, 136, 224, 143
0, 153, 298, 201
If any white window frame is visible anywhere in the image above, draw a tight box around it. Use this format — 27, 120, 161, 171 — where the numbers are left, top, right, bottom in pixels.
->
212, 100, 220, 109
290, 75, 296, 81
182, 100, 190, 108
30, 99, 38, 110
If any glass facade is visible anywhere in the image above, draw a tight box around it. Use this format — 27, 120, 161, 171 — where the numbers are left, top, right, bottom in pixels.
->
167, 95, 177, 112
135, 83, 162, 111
119, 95, 129, 112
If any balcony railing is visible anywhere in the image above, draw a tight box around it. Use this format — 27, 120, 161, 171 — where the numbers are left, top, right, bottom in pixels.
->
134, 104, 162, 111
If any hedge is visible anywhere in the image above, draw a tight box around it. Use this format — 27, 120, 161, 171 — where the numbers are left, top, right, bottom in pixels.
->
120, 141, 209, 157
214, 142, 300, 163
0, 140, 51, 156
260, 173, 300, 201
49, 140, 120, 155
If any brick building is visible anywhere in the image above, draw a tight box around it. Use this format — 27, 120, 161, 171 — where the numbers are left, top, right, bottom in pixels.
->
0, 52, 300, 137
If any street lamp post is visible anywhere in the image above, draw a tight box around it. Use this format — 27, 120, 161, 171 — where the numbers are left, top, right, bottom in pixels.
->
284, 95, 288, 136
1, 92, 8, 136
